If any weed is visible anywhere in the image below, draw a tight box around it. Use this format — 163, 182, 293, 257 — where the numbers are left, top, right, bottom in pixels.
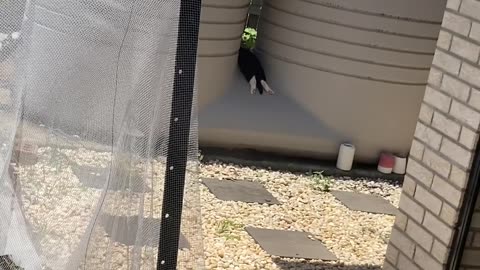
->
216, 219, 243, 240
310, 171, 333, 192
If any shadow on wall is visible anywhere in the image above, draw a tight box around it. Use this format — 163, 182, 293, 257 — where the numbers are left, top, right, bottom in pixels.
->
272, 258, 381, 270
199, 46, 426, 161
200, 68, 345, 140
199, 0, 446, 162
198, 68, 364, 160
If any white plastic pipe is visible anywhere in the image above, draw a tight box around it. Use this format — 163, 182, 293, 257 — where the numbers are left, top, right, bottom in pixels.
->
336, 143, 355, 171
393, 155, 407, 174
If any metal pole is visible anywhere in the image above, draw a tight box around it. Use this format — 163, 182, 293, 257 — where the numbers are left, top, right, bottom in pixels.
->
157, 0, 201, 269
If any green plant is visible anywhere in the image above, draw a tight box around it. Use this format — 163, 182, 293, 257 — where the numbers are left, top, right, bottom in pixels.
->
241, 27, 257, 49
310, 171, 333, 192
216, 219, 243, 240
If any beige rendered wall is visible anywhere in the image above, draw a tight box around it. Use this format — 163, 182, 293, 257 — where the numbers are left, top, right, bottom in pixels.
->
198, 0, 447, 162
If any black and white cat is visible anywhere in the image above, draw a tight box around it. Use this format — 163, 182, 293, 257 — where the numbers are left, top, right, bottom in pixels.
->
237, 47, 274, 95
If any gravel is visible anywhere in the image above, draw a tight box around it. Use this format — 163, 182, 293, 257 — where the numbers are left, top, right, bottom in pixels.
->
7, 146, 401, 269
199, 160, 401, 270
11, 147, 203, 270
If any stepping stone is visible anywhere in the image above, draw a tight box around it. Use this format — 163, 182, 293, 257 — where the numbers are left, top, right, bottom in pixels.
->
245, 227, 337, 261
71, 165, 108, 189
101, 214, 190, 249
71, 165, 151, 192
202, 178, 280, 205
14, 140, 39, 165
331, 190, 397, 215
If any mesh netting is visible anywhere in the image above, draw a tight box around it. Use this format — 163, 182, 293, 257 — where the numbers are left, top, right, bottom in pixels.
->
0, 0, 203, 269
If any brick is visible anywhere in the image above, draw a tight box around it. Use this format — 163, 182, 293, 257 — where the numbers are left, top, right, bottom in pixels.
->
431, 239, 449, 264
461, 249, 480, 266
471, 22, 480, 43
450, 35, 480, 62
471, 212, 480, 228
414, 247, 443, 270
450, 165, 469, 189
442, 11, 471, 37
432, 49, 462, 75
423, 149, 452, 178
395, 210, 409, 231
440, 202, 459, 226
460, 0, 480, 20
450, 100, 480, 130
423, 211, 454, 245
414, 122, 443, 150
432, 111, 461, 139
460, 62, 480, 89
414, 184, 442, 214
410, 139, 425, 160
440, 138, 473, 168
406, 220, 434, 250
419, 103, 434, 124
402, 175, 417, 196
469, 88, 480, 110
406, 159, 434, 187
467, 231, 475, 246
425, 86, 452, 113
390, 227, 416, 258
398, 194, 425, 223
447, 0, 461, 10
437, 30, 452, 50
441, 74, 471, 102
459, 126, 478, 150
385, 244, 399, 265
433, 175, 463, 207
428, 67, 443, 87
398, 254, 420, 270
472, 232, 480, 247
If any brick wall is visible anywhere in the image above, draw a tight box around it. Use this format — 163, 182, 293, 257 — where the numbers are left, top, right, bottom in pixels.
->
459, 197, 480, 269
384, 0, 480, 269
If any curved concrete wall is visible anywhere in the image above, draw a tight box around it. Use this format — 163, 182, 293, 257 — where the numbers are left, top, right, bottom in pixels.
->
198, 0, 250, 109
199, 0, 447, 162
